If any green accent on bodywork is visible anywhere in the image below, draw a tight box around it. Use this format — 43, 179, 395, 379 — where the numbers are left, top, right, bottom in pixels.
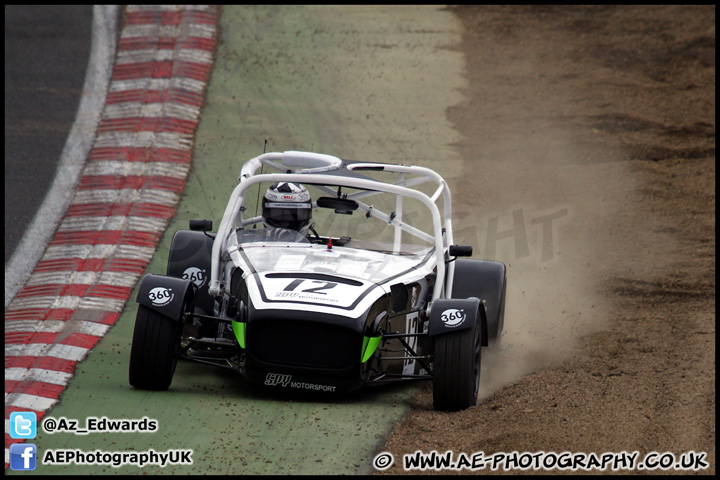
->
361, 336, 381, 363
232, 319, 246, 348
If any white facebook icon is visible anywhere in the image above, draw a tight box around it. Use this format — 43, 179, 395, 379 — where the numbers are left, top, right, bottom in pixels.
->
10, 443, 37, 471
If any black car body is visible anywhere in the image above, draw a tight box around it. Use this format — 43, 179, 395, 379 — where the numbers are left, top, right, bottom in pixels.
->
130, 151, 506, 411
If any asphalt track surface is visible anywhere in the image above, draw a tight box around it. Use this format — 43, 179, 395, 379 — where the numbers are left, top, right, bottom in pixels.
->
6, 5, 466, 474
4, 5, 93, 263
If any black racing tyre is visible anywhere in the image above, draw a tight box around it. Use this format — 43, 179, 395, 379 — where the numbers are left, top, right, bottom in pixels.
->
489, 277, 506, 349
432, 313, 482, 411
129, 304, 182, 390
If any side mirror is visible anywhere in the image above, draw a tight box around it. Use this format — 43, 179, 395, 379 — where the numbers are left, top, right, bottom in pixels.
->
448, 245, 472, 257
190, 219, 213, 232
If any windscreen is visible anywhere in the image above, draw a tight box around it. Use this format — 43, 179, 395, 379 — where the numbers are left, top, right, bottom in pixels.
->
239, 180, 440, 255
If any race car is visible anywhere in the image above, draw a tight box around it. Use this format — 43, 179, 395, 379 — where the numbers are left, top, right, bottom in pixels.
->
129, 151, 506, 411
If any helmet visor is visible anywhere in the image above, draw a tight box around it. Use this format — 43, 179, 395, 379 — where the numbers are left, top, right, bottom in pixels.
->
263, 202, 312, 230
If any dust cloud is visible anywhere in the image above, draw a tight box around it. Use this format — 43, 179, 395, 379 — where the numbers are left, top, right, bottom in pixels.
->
458, 122, 645, 401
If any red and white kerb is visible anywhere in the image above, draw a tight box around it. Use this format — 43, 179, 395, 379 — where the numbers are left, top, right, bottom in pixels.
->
5, 5, 218, 467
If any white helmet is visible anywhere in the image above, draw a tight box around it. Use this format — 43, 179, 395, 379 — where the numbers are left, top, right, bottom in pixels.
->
261, 182, 312, 233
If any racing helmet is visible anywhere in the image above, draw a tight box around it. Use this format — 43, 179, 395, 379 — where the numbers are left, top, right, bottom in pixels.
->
261, 182, 312, 232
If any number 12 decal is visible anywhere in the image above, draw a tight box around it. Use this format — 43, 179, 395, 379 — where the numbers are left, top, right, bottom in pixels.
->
283, 279, 338, 295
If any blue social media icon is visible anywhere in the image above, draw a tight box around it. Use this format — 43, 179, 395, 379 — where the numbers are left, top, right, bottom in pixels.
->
10, 443, 37, 471
9, 412, 37, 439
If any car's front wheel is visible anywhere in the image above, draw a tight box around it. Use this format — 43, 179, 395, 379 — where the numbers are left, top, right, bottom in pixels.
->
129, 304, 183, 390
432, 314, 482, 411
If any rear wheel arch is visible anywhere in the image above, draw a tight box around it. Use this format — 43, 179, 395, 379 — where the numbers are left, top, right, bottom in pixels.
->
450, 258, 506, 346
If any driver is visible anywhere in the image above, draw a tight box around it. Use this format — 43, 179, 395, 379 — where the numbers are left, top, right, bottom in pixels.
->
261, 182, 314, 237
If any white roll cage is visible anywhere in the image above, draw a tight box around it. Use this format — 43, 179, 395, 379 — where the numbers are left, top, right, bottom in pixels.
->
208, 151, 458, 303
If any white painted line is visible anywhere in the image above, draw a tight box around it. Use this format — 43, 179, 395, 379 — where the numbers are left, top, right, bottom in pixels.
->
94, 131, 194, 150
82, 160, 190, 177
177, 48, 215, 64
26, 271, 97, 286
71, 188, 181, 206
57, 215, 169, 233
5, 368, 74, 386
26, 271, 141, 288
109, 76, 207, 94
102, 101, 201, 120
4, 393, 59, 412
7, 295, 126, 313
121, 24, 216, 39
116, 47, 213, 64
5, 343, 91, 363
126, 4, 215, 12
58, 296, 127, 312
5, 319, 111, 337
41, 244, 156, 262
6, 296, 60, 311
4, 6, 120, 307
